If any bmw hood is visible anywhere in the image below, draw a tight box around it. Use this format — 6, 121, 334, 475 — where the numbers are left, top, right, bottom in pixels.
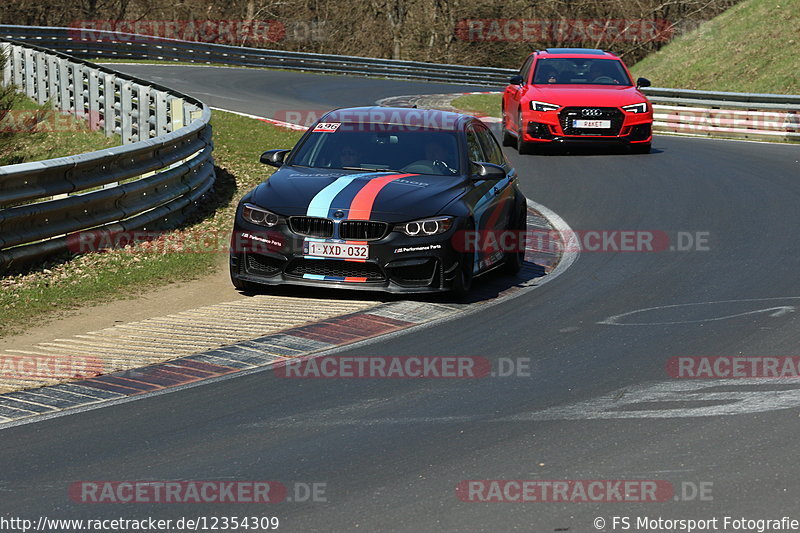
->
248, 166, 468, 223
530, 85, 648, 108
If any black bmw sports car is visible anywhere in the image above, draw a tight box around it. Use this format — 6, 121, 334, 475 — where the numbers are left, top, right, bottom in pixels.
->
229, 106, 527, 294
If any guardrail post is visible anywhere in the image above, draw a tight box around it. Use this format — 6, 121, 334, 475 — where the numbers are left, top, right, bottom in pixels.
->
170, 97, 184, 131
34, 51, 47, 104
155, 90, 169, 136
87, 68, 101, 129
103, 73, 116, 137
786, 111, 799, 132
12, 45, 23, 87
58, 58, 71, 112
1, 42, 11, 87
136, 85, 151, 141
184, 101, 194, 126
71, 63, 84, 117
120, 81, 133, 144
47, 55, 59, 108
23, 48, 35, 99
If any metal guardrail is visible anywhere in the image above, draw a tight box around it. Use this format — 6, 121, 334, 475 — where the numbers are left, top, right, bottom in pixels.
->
2, 24, 796, 142
0, 36, 215, 273
644, 88, 800, 142
0, 25, 512, 87
651, 104, 799, 141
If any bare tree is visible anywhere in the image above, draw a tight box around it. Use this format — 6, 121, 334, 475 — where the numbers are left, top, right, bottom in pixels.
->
371, 0, 409, 59
0, 0, 742, 66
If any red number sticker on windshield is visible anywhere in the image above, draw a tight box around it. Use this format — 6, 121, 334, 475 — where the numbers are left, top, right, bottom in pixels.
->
313, 122, 341, 133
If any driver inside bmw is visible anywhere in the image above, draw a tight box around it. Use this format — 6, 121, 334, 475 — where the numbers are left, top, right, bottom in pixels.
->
338, 146, 361, 167
424, 141, 457, 175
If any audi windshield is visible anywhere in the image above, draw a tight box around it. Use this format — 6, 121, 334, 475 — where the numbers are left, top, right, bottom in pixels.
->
533, 58, 633, 85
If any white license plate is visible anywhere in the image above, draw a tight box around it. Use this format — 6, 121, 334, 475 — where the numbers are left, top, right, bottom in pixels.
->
305, 242, 369, 260
573, 119, 611, 129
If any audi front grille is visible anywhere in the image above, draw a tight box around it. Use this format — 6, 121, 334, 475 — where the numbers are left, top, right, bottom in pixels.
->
559, 107, 624, 136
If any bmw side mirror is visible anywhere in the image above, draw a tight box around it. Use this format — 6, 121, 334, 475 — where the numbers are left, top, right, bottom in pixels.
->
637, 77, 651, 88
260, 149, 290, 167
509, 74, 524, 85
471, 162, 506, 181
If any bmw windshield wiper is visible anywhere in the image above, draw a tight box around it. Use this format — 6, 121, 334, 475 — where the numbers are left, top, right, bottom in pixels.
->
340, 166, 404, 173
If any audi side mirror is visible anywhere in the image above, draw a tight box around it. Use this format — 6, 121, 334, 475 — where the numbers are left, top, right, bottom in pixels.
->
509, 74, 524, 85
637, 77, 651, 88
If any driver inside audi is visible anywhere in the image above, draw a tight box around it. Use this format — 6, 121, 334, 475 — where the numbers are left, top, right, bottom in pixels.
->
589, 62, 620, 84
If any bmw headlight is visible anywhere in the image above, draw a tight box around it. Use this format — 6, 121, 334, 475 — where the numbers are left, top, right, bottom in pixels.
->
242, 203, 280, 227
622, 102, 649, 114
530, 101, 560, 112
396, 216, 453, 237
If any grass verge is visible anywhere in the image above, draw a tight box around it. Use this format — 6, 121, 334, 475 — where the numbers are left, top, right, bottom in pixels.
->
0, 111, 304, 338
0, 97, 120, 166
450, 93, 502, 118
631, 0, 799, 93
451, 94, 501, 118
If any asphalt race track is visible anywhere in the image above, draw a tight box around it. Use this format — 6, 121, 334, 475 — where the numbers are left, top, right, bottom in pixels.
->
2, 65, 800, 531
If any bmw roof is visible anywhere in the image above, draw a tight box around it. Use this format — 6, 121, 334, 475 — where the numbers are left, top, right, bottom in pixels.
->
319, 106, 470, 132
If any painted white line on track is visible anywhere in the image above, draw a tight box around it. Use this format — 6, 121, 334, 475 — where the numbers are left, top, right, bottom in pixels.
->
211, 107, 307, 130
600, 297, 800, 326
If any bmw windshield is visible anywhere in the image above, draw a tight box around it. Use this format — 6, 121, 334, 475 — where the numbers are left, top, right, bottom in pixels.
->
287, 124, 463, 176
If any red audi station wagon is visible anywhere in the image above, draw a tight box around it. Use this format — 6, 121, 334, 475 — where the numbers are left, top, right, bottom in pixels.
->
502, 48, 653, 154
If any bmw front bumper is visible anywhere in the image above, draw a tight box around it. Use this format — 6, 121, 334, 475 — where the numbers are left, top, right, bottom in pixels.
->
229, 220, 467, 294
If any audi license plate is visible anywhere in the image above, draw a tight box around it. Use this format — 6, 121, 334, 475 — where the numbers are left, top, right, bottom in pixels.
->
305, 242, 369, 260
573, 119, 611, 129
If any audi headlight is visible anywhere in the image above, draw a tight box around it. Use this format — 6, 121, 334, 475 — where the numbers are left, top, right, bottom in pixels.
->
242, 203, 280, 227
622, 102, 649, 114
530, 101, 560, 112
396, 216, 453, 237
